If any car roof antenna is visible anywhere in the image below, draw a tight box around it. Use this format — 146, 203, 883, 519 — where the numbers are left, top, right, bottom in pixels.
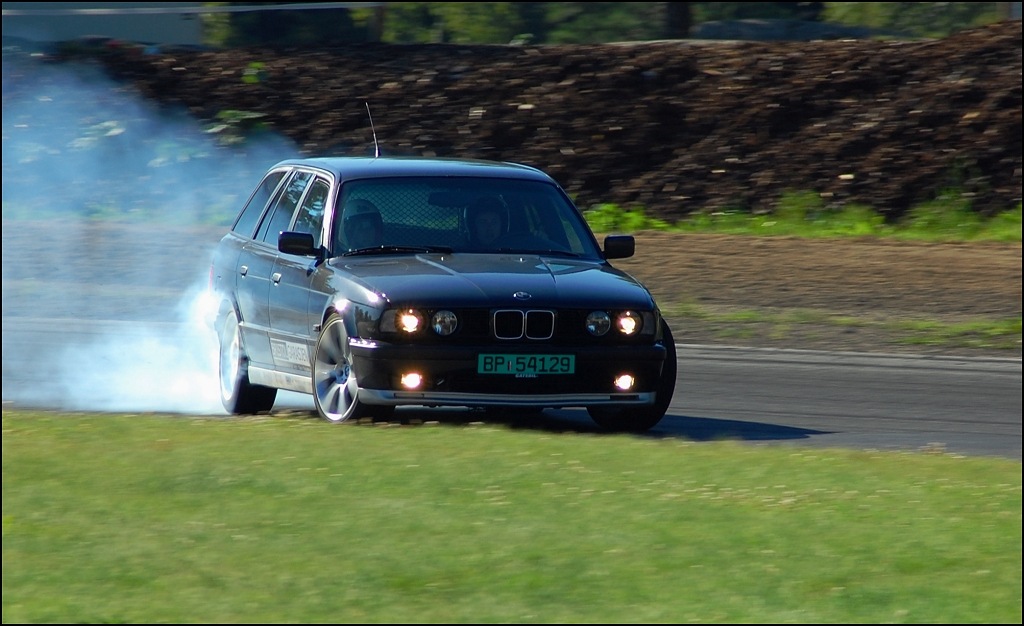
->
365, 102, 380, 158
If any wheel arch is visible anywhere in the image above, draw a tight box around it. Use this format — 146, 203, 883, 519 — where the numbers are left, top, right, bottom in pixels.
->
217, 296, 237, 325
321, 298, 356, 337
321, 296, 383, 339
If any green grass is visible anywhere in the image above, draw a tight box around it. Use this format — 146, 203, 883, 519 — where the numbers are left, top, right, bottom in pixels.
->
583, 192, 1023, 243
2, 410, 1020, 624
659, 302, 1023, 353
890, 317, 1024, 350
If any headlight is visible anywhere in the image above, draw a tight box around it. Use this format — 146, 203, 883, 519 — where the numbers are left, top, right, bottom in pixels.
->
588, 310, 653, 336
381, 308, 458, 336
616, 310, 643, 336
431, 310, 458, 336
381, 308, 425, 334
586, 311, 612, 336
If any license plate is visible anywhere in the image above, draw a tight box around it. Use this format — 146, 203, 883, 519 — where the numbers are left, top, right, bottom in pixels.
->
478, 354, 575, 375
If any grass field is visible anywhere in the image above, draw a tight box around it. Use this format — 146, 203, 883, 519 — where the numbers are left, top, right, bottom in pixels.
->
2, 410, 1021, 623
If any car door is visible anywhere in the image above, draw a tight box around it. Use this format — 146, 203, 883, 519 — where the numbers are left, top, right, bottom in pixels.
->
236, 169, 313, 370
267, 174, 332, 374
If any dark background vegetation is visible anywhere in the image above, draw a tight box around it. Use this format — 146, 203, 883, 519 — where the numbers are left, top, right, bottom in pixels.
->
205, 2, 1010, 46
2, 2, 1020, 226
36, 15, 1022, 224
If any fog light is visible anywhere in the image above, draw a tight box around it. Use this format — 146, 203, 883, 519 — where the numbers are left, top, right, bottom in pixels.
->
400, 372, 423, 389
613, 374, 635, 391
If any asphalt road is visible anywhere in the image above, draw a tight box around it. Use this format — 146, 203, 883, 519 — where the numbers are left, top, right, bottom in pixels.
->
2, 318, 1019, 461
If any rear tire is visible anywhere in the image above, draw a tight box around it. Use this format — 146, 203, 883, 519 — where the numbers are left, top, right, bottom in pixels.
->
588, 319, 677, 433
219, 307, 277, 414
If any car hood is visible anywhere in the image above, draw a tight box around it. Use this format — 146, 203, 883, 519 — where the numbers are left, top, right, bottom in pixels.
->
328, 253, 656, 309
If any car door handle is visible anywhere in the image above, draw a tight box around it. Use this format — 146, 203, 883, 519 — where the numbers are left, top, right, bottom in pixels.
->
239, 265, 248, 276
272, 272, 282, 284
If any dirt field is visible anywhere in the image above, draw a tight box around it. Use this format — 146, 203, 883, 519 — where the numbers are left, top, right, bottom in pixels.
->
620, 232, 1022, 358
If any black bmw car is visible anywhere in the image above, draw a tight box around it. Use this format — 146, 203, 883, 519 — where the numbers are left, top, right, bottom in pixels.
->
209, 156, 676, 432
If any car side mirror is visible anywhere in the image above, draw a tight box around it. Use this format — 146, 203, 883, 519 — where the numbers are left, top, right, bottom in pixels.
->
278, 231, 318, 257
603, 234, 635, 259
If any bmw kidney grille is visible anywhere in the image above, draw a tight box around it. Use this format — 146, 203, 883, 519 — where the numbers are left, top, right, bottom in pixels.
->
493, 309, 555, 340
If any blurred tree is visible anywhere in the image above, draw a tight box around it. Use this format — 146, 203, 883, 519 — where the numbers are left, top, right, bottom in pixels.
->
430, 2, 525, 43
665, 2, 694, 38
211, 2, 1007, 47
543, 2, 664, 42
201, 2, 230, 48
822, 2, 1002, 38
692, 2, 825, 22
206, 1, 368, 47
350, 2, 664, 44
348, 2, 517, 43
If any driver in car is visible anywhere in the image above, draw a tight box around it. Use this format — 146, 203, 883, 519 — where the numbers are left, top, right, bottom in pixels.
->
342, 199, 384, 250
465, 196, 508, 248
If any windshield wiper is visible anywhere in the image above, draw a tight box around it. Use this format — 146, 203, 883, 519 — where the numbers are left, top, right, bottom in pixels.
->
535, 249, 582, 258
343, 245, 453, 257
490, 248, 582, 258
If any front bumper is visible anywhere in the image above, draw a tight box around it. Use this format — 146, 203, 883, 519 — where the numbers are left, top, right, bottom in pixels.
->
349, 340, 667, 409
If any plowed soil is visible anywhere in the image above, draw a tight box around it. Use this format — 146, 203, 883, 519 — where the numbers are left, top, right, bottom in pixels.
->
56, 20, 1022, 221
619, 232, 1021, 358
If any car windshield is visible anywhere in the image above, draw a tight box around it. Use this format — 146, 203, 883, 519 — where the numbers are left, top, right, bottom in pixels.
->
333, 177, 603, 258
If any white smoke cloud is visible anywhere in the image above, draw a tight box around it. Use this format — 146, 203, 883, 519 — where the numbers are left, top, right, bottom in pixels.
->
1, 48, 306, 414
47, 286, 223, 412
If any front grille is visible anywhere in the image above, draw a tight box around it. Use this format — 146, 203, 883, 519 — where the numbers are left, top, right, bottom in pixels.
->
493, 309, 555, 340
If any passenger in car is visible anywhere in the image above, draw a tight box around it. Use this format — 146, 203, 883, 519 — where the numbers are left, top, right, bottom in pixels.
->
342, 198, 384, 249
465, 196, 508, 247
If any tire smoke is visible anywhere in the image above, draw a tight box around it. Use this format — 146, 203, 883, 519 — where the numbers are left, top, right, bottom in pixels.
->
2, 50, 298, 414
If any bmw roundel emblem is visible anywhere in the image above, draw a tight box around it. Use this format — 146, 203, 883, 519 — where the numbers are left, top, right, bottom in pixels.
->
513, 291, 532, 300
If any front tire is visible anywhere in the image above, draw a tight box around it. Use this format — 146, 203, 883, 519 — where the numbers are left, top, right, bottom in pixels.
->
588, 319, 677, 433
219, 307, 277, 414
312, 313, 378, 423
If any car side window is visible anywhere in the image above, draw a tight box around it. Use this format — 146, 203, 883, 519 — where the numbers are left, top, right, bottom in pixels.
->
256, 171, 313, 245
233, 170, 287, 238
291, 177, 330, 248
